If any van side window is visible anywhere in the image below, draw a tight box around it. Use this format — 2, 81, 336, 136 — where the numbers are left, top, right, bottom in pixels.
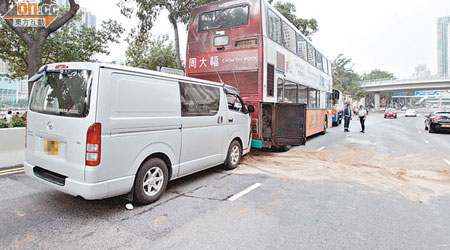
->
226, 93, 244, 113
180, 82, 220, 116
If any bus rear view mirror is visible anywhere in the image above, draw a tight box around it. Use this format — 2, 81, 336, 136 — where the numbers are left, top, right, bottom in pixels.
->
247, 105, 255, 113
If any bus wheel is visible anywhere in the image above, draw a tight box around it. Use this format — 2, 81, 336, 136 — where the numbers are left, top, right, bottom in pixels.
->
134, 158, 169, 205
321, 116, 328, 135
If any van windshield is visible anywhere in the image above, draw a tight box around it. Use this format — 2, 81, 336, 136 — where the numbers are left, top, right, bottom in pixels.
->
29, 69, 92, 117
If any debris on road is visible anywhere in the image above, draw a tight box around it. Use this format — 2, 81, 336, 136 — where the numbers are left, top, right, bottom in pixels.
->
237, 143, 450, 203
125, 203, 134, 210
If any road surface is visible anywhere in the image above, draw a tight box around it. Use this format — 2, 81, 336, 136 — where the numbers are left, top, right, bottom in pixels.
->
1, 110, 450, 249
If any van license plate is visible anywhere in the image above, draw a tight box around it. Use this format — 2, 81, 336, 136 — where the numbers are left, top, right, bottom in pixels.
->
442, 124, 450, 128
44, 140, 59, 155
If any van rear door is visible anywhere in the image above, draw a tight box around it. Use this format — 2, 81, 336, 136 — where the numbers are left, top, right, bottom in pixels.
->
26, 63, 98, 182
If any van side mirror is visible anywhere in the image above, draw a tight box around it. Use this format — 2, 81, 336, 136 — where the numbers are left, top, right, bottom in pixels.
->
247, 105, 255, 113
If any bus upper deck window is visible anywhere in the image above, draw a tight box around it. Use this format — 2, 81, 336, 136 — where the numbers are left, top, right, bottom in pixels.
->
198, 5, 249, 32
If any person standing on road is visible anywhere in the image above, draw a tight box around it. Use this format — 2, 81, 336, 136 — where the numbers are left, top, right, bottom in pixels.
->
5, 110, 13, 123
358, 105, 367, 133
343, 103, 352, 132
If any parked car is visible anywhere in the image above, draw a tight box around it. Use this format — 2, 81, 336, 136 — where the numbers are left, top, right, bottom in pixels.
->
384, 108, 397, 119
25, 62, 254, 204
405, 109, 417, 117
424, 112, 450, 133
401, 106, 407, 111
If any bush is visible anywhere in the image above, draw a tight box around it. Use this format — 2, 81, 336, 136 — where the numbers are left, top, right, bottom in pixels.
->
0, 119, 8, 128
9, 113, 27, 128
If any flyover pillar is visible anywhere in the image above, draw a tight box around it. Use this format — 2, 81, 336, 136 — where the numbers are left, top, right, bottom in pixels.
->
374, 93, 381, 111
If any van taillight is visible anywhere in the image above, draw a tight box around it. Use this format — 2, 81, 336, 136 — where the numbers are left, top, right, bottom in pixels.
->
86, 123, 101, 166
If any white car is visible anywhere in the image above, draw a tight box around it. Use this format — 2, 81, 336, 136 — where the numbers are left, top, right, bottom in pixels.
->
405, 109, 417, 117
25, 62, 254, 204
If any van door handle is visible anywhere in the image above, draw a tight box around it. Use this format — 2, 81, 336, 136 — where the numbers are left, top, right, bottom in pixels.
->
228, 118, 234, 122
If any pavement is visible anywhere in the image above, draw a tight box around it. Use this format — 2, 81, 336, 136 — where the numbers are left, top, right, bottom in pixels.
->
1, 110, 450, 249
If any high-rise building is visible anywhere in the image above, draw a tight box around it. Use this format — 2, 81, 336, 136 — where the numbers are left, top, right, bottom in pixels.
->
0, 60, 26, 102
57, 0, 96, 28
437, 16, 450, 77
0, 75, 18, 103
17, 80, 28, 100
0, 60, 9, 74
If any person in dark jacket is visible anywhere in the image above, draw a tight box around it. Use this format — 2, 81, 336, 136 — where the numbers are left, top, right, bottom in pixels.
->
343, 103, 352, 132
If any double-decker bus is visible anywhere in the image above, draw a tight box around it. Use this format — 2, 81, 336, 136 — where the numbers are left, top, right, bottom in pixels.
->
186, 0, 333, 149
331, 89, 344, 126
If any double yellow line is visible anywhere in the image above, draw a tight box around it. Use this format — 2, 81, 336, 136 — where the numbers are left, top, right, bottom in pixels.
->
0, 167, 25, 176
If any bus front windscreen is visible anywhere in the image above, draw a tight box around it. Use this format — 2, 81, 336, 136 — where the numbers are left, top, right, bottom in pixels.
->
198, 5, 249, 32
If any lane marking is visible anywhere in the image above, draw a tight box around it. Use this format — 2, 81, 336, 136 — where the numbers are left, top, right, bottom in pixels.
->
0, 169, 25, 176
424, 140, 430, 144
444, 159, 450, 167
228, 183, 262, 201
418, 131, 421, 134
317, 147, 325, 151
0, 167, 24, 174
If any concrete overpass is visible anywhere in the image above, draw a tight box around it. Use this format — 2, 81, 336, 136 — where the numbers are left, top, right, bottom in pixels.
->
359, 76, 450, 110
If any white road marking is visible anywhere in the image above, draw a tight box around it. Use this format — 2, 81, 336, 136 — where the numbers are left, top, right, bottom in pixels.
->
228, 183, 262, 201
317, 147, 325, 151
347, 206, 356, 210
424, 140, 430, 144
355, 232, 366, 241
346, 134, 351, 137
418, 131, 421, 134
444, 159, 450, 167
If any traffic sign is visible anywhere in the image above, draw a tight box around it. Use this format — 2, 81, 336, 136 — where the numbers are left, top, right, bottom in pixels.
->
415, 91, 439, 96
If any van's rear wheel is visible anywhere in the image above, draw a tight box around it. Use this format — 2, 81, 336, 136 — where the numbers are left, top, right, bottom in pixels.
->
134, 158, 169, 205
224, 140, 241, 170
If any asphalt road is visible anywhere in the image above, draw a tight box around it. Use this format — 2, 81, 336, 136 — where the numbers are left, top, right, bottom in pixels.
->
1, 110, 450, 250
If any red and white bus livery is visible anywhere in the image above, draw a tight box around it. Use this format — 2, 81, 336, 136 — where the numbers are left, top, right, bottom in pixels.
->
187, 0, 333, 149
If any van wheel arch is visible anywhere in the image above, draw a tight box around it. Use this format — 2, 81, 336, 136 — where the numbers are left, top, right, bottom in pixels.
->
138, 153, 172, 181
232, 137, 243, 152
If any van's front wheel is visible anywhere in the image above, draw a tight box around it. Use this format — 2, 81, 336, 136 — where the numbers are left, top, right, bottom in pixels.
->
134, 158, 169, 205
224, 140, 241, 170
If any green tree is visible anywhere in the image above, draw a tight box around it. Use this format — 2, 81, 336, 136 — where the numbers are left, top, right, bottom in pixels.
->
362, 69, 395, 81
269, 0, 318, 38
0, 0, 80, 93
125, 33, 177, 70
0, 8, 124, 80
118, 0, 215, 70
332, 54, 365, 100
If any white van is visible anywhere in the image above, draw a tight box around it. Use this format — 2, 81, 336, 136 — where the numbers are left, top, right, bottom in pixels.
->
25, 62, 254, 204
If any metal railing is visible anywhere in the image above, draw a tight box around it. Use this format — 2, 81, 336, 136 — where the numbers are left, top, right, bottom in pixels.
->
359, 75, 450, 87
